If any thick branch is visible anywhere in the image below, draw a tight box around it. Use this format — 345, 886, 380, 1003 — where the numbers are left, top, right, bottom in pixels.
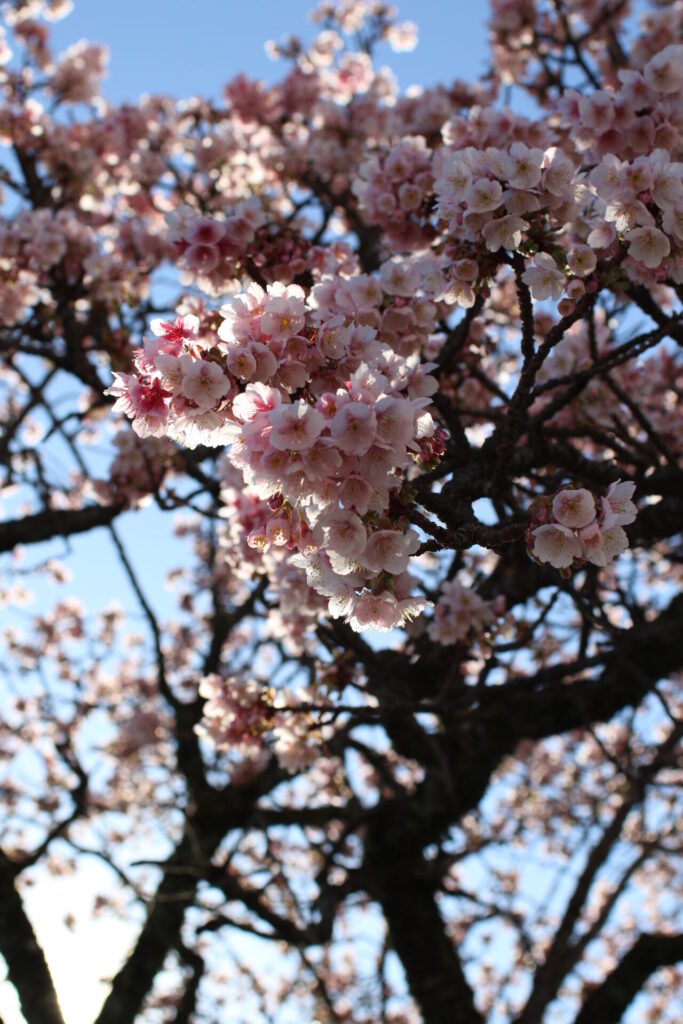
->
366, 850, 483, 1024
0, 854, 66, 1024
93, 765, 284, 1024
489, 593, 683, 742
573, 933, 683, 1024
92, 824, 221, 1024
170, 944, 204, 1024
0, 504, 124, 553
515, 796, 637, 1024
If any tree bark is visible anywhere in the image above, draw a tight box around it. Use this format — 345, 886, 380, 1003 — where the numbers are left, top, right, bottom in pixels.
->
573, 933, 683, 1024
0, 857, 66, 1024
93, 822, 222, 1024
0, 504, 123, 553
364, 795, 484, 1024
372, 860, 483, 1024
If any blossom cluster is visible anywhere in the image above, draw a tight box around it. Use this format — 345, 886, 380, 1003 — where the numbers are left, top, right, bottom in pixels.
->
107, 272, 441, 632
213, 467, 328, 653
0, 207, 95, 324
167, 200, 267, 295
93, 8, 678, 643
352, 135, 433, 250
427, 579, 503, 647
94, 432, 177, 508
558, 47, 683, 164
347, 41, 683, 310
586, 148, 682, 284
196, 673, 326, 774
197, 674, 273, 770
432, 135, 681, 304
528, 481, 637, 572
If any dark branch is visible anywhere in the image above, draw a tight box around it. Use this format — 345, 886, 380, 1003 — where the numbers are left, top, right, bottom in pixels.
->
0, 853, 66, 1024
0, 504, 124, 553
573, 932, 683, 1024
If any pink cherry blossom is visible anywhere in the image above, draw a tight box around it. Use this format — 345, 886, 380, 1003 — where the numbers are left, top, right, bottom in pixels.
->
625, 226, 671, 268
360, 529, 420, 575
232, 383, 282, 423
507, 142, 544, 189
482, 214, 529, 252
579, 522, 609, 567
329, 402, 377, 455
179, 356, 230, 408
601, 479, 637, 527
385, 21, 418, 53
601, 525, 630, 562
552, 488, 596, 530
578, 91, 614, 133
567, 246, 597, 277
428, 579, 497, 645
379, 256, 421, 296
643, 44, 683, 94
589, 154, 625, 200
651, 158, 683, 210
522, 253, 566, 302
313, 510, 367, 558
374, 396, 417, 448
465, 177, 504, 213
226, 348, 257, 380
150, 313, 200, 342
267, 402, 323, 451
260, 283, 306, 342
347, 591, 404, 632
531, 524, 582, 569
183, 243, 221, 274
338, 475, 373, 515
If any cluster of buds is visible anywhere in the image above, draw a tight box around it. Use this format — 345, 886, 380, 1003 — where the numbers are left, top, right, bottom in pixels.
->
414, 425, 449, 470
527, 481, 637, 575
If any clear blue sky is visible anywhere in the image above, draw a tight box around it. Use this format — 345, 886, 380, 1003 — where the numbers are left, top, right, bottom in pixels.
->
48, 0, 490, 102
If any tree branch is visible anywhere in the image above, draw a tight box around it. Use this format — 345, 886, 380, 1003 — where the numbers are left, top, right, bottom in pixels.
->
0, 504, 124, 553
573, 932, 683, 1024
0, 853, 66, 1024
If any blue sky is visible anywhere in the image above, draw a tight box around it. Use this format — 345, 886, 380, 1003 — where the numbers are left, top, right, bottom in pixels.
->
48, 0, 490, 101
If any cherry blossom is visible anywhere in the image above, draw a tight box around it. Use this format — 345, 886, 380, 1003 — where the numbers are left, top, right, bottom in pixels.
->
529, 482, 637, 573
551, 488, 596, 530
601, 479, 638, 527
427, 579, 499, 646
643, 43, 683, 93
521, 253, 566, 302
268, 402, 324, 451
626, 226, 671, 268
531, 524, 582, 569
179, 356, 230, 408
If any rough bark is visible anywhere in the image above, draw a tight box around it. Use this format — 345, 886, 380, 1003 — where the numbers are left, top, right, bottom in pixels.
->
0, 504, 124, 553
